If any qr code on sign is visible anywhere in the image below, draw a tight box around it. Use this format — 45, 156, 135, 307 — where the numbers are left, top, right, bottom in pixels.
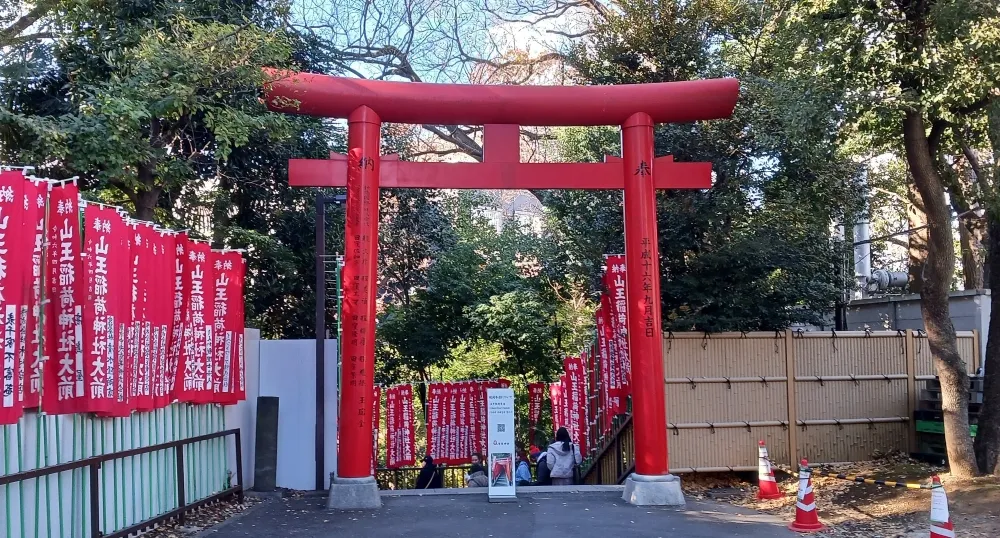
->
497, 424, 505, 433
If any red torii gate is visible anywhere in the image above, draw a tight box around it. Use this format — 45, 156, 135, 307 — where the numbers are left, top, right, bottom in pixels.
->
265, 72, 739, 508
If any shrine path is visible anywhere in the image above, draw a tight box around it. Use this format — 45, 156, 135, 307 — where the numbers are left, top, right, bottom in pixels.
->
197, 491, 797, 537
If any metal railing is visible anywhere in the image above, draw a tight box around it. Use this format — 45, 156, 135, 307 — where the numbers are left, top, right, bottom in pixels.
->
375, 464, 472, 490
1, 428, 242, 538
581, 414, 634, 485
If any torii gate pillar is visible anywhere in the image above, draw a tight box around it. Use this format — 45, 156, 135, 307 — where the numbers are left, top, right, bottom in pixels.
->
619, 112, 682, 505
265, 71, 739, 509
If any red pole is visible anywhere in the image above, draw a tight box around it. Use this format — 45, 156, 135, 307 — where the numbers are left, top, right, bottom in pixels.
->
338, 106, 381, 479
621, 112, 670, 476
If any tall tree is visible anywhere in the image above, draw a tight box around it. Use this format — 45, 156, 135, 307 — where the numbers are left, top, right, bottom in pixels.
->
779, 0, 1000, 477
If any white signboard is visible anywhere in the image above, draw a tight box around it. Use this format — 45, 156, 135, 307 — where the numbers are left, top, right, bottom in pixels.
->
487, 387, 516, 502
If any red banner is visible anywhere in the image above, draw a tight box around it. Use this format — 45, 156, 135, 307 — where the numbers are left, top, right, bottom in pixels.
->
167, 233, 189, 401
15, 179, 38, 414
371, 385, 380, 473
457, 381, 468, 460
527, 382, 545, 444
23, 180, 45, 409
177, 241, 215, 402
232, 254, 246, 403
41, 183, 85, 415
0, 171, 26, 424
386, 384, 398, 467
427, 382, 444, 463
603, 255, 630, 412
446, 382, 458, 464
596, 306, 612, 433
401, 384, 415, 466
129, 223, 153, 411
474, 381, 486, 456
211, 250, 244, 404
81, 205, 125, 414
102, 211, 132, 417
549, 381, 562, 434
386, 384, 415, 468
564, 356, 588, 454
151, 232, 174, 409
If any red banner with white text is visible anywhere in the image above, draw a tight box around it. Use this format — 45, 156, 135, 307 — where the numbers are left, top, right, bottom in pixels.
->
527, 382, 545, 444
41, 183, 85, 415
176, 241, 215, 402
564, 356, 588, 454
549, 381, 563, 434
211, 250, 244, 404
82, 205, 125, 414
16, 179, 40, 413
0, 171, 26, 424
427, 382, 444, 464
168, 233, 189, 402
603, 255, 630, 412
151, 232, 174, 409
371, 385, 381, 473
386, 384, 415, 468
23, 179, 45, 410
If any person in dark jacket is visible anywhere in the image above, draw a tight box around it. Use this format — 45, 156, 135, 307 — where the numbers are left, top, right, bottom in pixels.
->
531, 446, 552, 486
415, 456, 443, 489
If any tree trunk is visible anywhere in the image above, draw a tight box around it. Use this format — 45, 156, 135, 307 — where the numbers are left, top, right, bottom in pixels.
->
903, 110, 979, 478
974, 98, 1000, 474
958, 220, 985, 289
907, 181, 929, 294
133, 161, 160, 221
975, 218, 1000, 474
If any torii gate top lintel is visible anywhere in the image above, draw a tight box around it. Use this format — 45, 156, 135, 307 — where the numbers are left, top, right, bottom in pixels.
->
264, 70, 740, 127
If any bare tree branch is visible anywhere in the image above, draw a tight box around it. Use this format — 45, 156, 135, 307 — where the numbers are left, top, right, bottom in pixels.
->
0, 0, 57, 47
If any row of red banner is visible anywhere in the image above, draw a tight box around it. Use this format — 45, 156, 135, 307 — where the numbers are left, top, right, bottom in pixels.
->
596, 254, 631, 433
0, 171, 246, 425
425, 379, 510, 466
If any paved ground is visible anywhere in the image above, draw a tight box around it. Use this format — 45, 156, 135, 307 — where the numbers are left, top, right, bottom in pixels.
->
199, 492, 797, 537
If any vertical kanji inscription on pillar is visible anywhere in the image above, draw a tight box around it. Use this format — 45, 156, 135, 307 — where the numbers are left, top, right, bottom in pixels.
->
339, 105, 381, 479
621, 112, 670, 476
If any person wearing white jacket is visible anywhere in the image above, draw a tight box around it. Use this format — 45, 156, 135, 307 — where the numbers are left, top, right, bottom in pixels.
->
546, 427, 582, 485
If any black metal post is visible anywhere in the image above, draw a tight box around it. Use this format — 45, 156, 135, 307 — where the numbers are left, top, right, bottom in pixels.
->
234, 429, 245, 502
176, 447, 186, 524
89, 463, 101, 538
315, 197, 327, 491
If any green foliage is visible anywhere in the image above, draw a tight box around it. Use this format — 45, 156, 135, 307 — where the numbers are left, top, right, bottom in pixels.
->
467, 291, 560, 382
1, 0, 300, 218
545, 0, 860, 332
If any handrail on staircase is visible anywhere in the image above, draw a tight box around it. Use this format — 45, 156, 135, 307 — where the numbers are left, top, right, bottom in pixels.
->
580, 413, 633, 484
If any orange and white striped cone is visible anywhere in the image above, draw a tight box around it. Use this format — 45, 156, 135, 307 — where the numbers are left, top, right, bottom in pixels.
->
756, 440, 783, 500
929, 476, 954, 538
788, 459, 825, 533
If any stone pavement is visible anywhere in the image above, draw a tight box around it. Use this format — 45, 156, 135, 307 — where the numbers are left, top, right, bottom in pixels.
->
199, 491, 797, 537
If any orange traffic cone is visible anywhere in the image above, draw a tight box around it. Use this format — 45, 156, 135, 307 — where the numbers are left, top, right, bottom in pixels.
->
788, 459, 825, 533
929, 476, 954, 538
756, 440, 783, 500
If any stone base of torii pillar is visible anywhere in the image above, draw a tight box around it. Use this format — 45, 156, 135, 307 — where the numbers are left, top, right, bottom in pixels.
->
327, 476, 382, 510
622, 473, 686, 507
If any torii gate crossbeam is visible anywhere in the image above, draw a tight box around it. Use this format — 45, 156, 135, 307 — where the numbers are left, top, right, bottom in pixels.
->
265, 72, 739, 508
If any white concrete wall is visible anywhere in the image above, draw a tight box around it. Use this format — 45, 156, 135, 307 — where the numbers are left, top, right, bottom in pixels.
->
254, 339, 339, 491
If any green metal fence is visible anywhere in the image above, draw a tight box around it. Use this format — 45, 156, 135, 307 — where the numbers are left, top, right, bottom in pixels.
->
1, 403, 229, 538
